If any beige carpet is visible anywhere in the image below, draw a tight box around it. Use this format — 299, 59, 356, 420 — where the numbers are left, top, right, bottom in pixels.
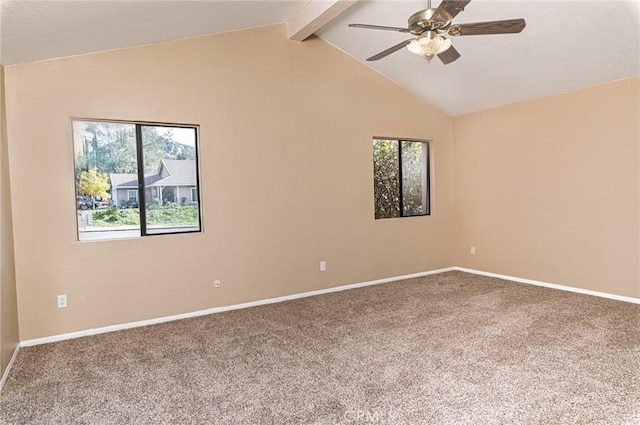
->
1, 271, 639, 424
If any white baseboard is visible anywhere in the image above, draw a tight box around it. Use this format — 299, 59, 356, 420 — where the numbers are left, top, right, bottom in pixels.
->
18, 265, 639, 349
455, 267, 640, 305
20, 267, 456, 347
0, 344, 20, 393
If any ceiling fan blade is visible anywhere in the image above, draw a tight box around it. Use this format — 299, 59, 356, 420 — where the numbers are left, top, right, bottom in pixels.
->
366, 39, 413, 61
349, 23, 411, 33
438, 45, 461, 64
448, 18, 526, 36
433, 0, 472, 22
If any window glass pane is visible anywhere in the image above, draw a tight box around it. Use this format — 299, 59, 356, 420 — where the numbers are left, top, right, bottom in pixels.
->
73, 120, 141, 241
401, 141, 428, 216
373, 139, 400, 219
141, 125, 200, 235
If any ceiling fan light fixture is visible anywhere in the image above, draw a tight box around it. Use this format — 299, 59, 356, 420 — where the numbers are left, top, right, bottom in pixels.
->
407, 31, 452, 62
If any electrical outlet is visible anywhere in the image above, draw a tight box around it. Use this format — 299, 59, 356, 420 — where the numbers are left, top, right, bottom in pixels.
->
57, 294, 67, 308
320, 261, 326, 272
470, 246, 476, 255
213, 280, 222, 288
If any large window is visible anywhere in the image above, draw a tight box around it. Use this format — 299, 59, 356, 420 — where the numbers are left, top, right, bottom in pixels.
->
73, 120, 201, 241
373, 138, 430, 219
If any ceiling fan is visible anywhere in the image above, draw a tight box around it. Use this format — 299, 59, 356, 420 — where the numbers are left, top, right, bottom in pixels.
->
349, 0, 526, 64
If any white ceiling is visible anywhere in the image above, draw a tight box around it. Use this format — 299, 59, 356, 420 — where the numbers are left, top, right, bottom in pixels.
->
0, 0, 307, 65
1, 0, 639, 116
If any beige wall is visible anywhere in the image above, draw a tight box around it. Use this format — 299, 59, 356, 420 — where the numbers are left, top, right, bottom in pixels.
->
4, 24, 455, 341
0, 66, 20, 376
454, 77, 640, 298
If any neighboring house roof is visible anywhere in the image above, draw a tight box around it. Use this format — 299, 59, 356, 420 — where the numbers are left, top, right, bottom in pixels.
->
110, 160, 196, 189
157, 160, 197, 186
110, 174, 138, 189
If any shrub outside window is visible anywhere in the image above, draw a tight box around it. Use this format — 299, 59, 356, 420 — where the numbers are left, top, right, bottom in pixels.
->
73, 120, 202, 241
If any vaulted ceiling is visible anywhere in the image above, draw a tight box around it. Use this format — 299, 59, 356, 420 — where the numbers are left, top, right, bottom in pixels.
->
318, 0, 640, 115
1, 0, 638, 116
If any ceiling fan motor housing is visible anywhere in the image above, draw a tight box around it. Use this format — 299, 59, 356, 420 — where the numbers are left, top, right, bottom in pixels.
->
408, 8, 452, 34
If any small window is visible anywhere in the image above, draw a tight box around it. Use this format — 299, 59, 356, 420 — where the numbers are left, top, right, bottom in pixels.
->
73, 120, 202, 241
373, 138, 430, 219
127, 190, 138, 202
191, 187, 198, 203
